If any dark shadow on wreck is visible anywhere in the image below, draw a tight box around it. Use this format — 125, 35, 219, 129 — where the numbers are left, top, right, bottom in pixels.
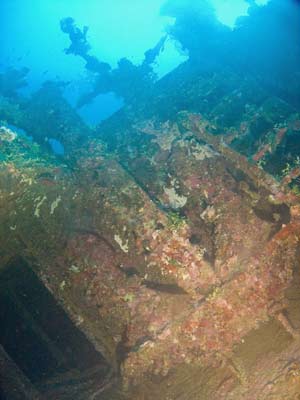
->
0, 258, 113, 399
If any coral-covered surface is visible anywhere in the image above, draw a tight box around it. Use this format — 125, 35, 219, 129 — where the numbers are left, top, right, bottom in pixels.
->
1, 97, 300, 399
1, 45, 300, 399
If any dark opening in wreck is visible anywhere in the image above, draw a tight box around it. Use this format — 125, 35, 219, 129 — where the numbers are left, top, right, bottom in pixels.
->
0, 258, 109, 399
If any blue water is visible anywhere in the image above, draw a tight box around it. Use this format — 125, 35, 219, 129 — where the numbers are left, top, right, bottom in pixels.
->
0, 0, 299, 161
1, 0, 282, 127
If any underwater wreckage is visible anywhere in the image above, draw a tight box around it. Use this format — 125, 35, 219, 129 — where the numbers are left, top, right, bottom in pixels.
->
1, 0, 300, 399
